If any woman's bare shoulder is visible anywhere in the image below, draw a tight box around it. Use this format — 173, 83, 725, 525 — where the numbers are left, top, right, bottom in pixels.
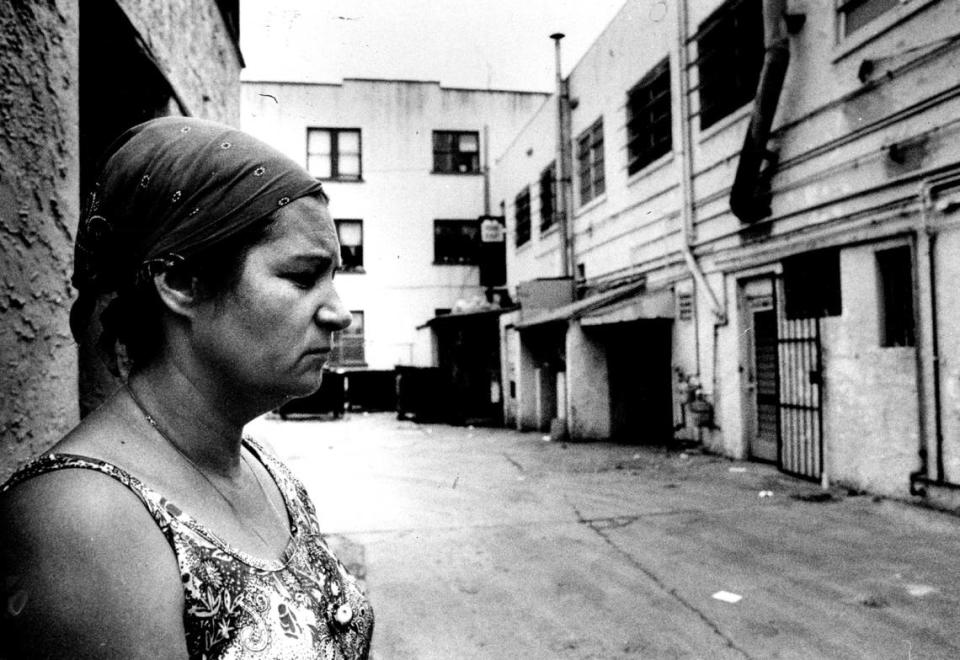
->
0, 449, 187, 658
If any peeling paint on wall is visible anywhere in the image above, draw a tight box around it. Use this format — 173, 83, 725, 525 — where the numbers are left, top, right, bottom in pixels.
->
0, 0, 81, 480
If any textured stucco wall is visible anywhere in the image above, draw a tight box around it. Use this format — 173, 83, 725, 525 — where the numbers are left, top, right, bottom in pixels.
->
0, 0, 242, 482
118, 0, 241, 124
0, 0, 81, 481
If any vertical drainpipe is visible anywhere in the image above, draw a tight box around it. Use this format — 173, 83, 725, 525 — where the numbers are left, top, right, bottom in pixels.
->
676, 0, 727, 385
483, 124, 491, 216
551, 32, 573, 279
912, 183, 945, 493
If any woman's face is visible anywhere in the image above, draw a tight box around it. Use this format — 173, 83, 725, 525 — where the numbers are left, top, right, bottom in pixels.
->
191, 195, 352, 402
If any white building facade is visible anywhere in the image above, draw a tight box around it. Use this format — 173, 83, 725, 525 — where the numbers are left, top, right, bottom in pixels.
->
241, 79, 548, 375
491, 0, 960, 505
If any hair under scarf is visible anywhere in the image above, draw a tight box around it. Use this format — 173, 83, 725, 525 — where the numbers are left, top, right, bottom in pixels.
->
70, 116, 326, 342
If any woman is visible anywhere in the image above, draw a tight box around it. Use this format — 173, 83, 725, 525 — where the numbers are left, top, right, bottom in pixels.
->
0, 117, 374, 658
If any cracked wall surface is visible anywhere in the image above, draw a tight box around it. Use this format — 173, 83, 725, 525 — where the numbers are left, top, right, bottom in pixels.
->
0, 0, 81, 481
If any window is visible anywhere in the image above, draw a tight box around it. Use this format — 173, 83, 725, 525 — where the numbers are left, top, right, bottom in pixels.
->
877, 246, 915, 347
307, 128, 361, 181
696, 0, 764, 130
782, 248, 842, 319
514, 187, 531, 247
838, 0, 898, 37
539, 162, 558, 232
576, 118, 605, 205
433, 130, 480, 174
331, 311, 365, 365
335, 219, 363, 272
627, 59, 672, 175
433, 219, 479, 265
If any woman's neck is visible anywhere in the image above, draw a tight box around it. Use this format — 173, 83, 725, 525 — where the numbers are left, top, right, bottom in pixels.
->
127, 360, 254, 476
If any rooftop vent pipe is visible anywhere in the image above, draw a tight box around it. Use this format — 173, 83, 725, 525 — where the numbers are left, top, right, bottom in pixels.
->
729, 0, 793, 223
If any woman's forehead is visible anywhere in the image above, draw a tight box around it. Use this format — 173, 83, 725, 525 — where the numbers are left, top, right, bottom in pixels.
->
265, 196, 337, 248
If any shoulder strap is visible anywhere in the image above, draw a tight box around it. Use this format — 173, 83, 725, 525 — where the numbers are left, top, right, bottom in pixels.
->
1, 453, 179, 534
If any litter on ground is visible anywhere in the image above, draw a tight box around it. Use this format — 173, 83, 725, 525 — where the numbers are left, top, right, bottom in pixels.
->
712, 591, 742, 604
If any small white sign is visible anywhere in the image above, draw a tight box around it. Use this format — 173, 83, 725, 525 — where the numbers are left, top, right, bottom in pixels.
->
481, 219, 505, 242
712, 591, 743, 604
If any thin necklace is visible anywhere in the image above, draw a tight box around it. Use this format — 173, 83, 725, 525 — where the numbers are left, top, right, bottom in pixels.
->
125, 382, 289, 555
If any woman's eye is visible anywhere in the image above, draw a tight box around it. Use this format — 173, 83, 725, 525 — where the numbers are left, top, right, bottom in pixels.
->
286, 271, 319, 287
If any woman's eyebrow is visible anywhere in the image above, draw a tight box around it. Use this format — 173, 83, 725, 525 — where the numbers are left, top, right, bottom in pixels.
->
282, 253, 343, 271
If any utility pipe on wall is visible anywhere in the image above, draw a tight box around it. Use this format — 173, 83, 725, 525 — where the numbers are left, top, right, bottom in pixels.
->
729, 0, 791, 223
551, 32, 574, 280
676, 0, 726, 330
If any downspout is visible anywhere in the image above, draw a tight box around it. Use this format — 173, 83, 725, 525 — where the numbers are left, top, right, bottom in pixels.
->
483, 124, 491, 216
677, 0, 726, 334
729, 0, 791, 223
911, 180, 948, 493
551, 33, 574, 279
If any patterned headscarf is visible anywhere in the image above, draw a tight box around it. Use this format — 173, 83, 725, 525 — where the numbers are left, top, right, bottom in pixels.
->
71, 116, 325, 339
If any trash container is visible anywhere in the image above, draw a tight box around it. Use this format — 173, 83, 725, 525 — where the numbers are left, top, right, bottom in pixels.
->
276, 368, 346, 419
395, 366, 447, 422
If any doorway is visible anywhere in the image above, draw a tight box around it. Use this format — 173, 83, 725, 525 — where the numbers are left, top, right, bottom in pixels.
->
604, 320, 673, 443
741, 276, 825, 479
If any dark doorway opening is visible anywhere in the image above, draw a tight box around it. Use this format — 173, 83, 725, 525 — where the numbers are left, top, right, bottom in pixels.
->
601, 320, 673, 443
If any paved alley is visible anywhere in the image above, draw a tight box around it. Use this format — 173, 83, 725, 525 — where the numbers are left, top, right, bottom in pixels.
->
247, 413, 960, 660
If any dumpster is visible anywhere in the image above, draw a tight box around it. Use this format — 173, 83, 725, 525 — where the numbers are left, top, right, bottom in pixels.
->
276, 369, 347, 419
395, 366, 448, 422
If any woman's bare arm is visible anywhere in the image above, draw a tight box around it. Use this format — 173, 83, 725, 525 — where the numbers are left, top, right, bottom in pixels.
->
0, 469, 187, 659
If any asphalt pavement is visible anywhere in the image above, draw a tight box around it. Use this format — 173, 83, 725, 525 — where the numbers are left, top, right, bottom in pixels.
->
247, 412, 960, 660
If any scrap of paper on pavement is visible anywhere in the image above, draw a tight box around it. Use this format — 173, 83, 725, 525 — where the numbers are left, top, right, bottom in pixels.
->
712, 591, 743, 604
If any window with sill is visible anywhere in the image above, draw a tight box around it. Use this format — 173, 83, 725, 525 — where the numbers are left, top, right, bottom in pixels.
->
514, 187, 531, 247
307, 128, 361, 181
837, 0, 898, 37
876, 245, 915, 347
695, 0, 764, 131
627, 58, 672, 175
433, 130, 480, 174
576, 118, 605, 206
539, 161, 558, 232
331, 311, 365, 365
434, 219, 479, 265
335, 219, 363, 272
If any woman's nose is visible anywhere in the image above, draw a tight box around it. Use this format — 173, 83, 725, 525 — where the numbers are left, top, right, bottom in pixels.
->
315, 289, 352, 331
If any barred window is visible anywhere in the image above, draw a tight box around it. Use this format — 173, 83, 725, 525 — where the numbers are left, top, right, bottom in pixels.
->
515, 187, 531, 247
539, 161, 558, 232
627, 58, 672, 175
695, 0, 763, 130
576, 118, 605, 205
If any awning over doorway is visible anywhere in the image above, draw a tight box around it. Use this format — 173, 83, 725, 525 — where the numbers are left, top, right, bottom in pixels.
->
515, 280, 673, 329
580, 287, 674, 326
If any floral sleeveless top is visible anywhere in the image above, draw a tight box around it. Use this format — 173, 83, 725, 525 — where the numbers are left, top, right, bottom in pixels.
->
1, 439, 374, 659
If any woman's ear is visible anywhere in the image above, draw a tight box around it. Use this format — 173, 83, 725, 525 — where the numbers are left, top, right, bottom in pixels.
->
153, 270, 202, 319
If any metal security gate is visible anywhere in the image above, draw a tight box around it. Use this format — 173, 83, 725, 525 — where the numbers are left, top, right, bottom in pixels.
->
776, 311, 824, 481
